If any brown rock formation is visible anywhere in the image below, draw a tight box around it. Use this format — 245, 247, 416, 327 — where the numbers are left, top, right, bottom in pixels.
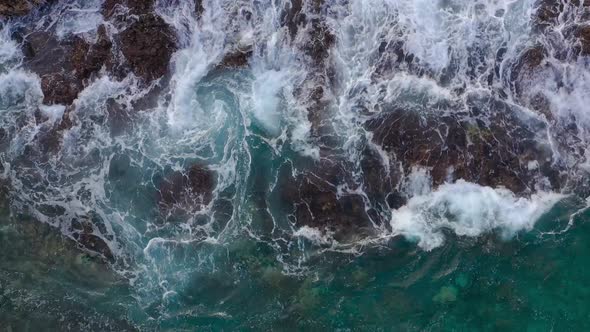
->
157, 164, 216, 218
118, 14, 177, 82
103, 0, 178, 82
0, 0, 48, 17
278, 162, 378, 242
23, 25, 112, 105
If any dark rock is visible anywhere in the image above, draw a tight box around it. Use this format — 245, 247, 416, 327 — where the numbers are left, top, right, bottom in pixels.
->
373, 40, 421, 80
102, 0, 178, 82
70, 216, 115, 263
74, 25, 113, 81
278, 162, 378, 242
517, 46, 545, 69
23, 26, 112, 105
281, 0, 326, 38
299, 36, 336, 137
568, 24, 590, 56
40, 73, 84, 106
219, 49, 253, 68
105, 98, 132, 136
365, 104, 559, 194
533, 0, 563, 31
282, 0, 336, 138
102, 0, 155, 18
23, 31, 81, 105
0, 0, 34, 17
533, 0, 590, 31
281, 0, 304, 39
119, 14, 177, 82
33, 106, 74, 154
105, 0, 203, 17
77, 234, 115, 263
0, 0, 47, 17
157, 164, 216, 218
360, 146, 399, 208
509, 45, 547, 97
304, 18, 335, 64
195, 0, 204, 16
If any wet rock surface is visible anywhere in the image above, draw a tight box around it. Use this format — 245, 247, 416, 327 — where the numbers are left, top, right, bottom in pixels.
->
282, 0, 337, 137
219, 49, 253, 68
569, 24, 590, 56
0, 0, 588, 273
532, 0, 590, 57
534, 0, 590, 31
118, 14, 177, 82
278, 161, 380, 242
157, 164, 216, 219
19, 0, 178, 103
22, 25, 112, 105
103, 0, 178, 82
0, 0, 47, 17
271, 0, 577, 238
102, 0, 155, 18
68, 214, 116, 263
365, 106, 560, 195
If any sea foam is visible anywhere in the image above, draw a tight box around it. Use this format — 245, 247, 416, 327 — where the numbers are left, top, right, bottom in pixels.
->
390, 180, 564, 250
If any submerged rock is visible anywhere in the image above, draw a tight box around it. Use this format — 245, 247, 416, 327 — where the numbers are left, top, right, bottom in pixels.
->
70, 214, 116, 263
433, 286, 458, 304
279, 162, 378, 242
157, 164, 216, 218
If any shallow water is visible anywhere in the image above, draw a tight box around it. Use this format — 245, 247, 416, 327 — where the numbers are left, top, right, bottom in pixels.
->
2, 200, 590, 330
1, 0, 590, 330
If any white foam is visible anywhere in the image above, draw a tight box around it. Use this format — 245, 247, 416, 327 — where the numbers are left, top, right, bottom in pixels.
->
165, 0, 227, 131
53, 0, 105, 39
0, 0, 585, 285
543, 62, 590, 168
0, 70, 42, 109
0, 26, 21, 69
384, 73, 453, 105
39, 104, 66, 123
390, 180, 564, 251
250, 68, 289, 136
402, 166, 432, 196
293, 226, 334, 246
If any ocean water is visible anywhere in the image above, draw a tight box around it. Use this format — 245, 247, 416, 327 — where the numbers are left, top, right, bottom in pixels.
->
1, 0, 590, 330
1, 196, 590, 330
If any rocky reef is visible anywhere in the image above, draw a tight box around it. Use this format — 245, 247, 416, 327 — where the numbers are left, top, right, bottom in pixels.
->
157, 164, 216, 219
0, 0, 589, 263
0, 0, 51, 17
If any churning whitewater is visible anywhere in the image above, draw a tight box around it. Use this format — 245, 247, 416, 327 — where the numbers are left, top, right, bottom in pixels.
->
0, 0, 589, 329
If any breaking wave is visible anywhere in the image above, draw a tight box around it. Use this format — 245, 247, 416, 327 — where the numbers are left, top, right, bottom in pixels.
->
1, 0, 589, 327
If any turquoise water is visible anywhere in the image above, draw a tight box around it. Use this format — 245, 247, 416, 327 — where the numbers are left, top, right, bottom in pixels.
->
1, 50, 589, 332
1, 45, 589, 332
1, 192, 590, 330
2, 0, 590, 330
